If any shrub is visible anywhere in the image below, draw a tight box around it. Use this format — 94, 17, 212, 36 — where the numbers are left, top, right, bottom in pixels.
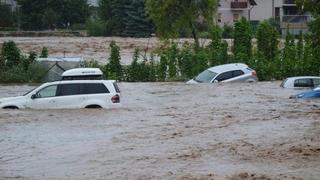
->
40, 47, 48, 58
1, 41, 21, 69
86, 18, 107, 36
104, 41, 122, 80
222, 24, 234, 39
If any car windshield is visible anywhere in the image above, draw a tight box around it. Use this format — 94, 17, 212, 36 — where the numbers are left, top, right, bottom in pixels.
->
194, 70, 218, 83
23, 88, 36, 96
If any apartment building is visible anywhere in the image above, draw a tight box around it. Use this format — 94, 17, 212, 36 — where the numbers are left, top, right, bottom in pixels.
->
217, 0, 312, 35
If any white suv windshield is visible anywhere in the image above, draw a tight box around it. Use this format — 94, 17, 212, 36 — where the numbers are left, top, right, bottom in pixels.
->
194, 70, 218, 83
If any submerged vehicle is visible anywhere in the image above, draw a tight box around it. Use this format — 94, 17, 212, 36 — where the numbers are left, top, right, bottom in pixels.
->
290, 86, 320, 99
0, 68, 121, 109
187, 63, 258, 84
281, 76, 320, 89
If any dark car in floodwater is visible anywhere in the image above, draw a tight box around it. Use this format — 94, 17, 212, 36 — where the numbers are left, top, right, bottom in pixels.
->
290, 87, 320, 99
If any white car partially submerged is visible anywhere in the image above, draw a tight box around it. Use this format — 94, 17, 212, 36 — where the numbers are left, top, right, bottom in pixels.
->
281, 76, 320, 89
187, 63, 258, 84
0, 68, 121, 109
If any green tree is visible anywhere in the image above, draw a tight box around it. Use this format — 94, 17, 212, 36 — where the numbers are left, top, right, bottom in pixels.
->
233, 17, 252, 63
98, 0, 153, 37
158, 55, 167, 81
42, 8, 58, 30
129, 48, 140, 81
105, 41, 122, 80
1, 41, 21, 68
22, 51, 37, 70
17, 0, 90, 30
208, 25, 223, 66
122, 0, 154, 37
296, 0, 320, 45
281, 30, 296, 77
40, 47, 48, 58
145, 0, 218, 48
256, 20, 279, 61
0, 3, 16, 28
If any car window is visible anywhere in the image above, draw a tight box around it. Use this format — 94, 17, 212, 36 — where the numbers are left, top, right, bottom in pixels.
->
280, 78, 288, 87
232, 70, 244, 77
36, 85, 57, 98
194, 70, 218, 83
58, 84, 81, 96
215, 71, 233, 82
313, 79, 320, 87
113, 82, 120, 93
294, 79, 313, 87
81, 83, 109, 94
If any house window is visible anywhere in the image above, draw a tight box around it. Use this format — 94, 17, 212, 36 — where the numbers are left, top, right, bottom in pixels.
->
218, 13, 222, 23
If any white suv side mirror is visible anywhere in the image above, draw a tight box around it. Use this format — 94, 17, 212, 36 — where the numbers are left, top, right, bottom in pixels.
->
31, 94, 37, 100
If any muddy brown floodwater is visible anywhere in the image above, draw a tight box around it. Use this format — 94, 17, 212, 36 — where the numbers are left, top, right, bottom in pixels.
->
0, 82, 319, 179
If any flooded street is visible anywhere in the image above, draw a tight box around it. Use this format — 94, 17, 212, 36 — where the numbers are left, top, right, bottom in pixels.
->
0, 82, 319, 179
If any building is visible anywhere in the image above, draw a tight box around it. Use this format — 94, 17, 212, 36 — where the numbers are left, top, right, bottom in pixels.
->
217, 0, 312, 35
0, 0, 16, 11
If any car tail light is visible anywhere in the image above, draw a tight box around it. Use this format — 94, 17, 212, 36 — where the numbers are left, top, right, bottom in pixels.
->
252, 70, 257, 76
111, 94, 120, 103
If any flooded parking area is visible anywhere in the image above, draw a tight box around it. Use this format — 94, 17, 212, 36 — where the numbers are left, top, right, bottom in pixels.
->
0, 82, 319, 179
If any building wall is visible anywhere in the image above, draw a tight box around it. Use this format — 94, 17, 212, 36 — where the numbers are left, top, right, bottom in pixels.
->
218, 0, 250, 26
250, 0, 283, 21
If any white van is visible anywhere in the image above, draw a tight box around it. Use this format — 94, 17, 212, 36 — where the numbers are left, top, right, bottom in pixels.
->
0, 69, 121, 109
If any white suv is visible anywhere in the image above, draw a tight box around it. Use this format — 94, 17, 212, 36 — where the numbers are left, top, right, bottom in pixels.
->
187, 63, 258, 84
0, 69, 121, 109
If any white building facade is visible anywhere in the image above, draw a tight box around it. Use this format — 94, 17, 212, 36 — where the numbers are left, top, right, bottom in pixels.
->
217, 0, 312, 35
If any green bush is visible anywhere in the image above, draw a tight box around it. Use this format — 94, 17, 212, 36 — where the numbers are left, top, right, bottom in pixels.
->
40, 47, 49, 58
0, 41, 47, 83
86, 18, 107, 36
104, 41, 122, 80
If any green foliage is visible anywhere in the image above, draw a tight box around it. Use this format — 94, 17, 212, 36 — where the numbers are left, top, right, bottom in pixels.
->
97, 0, 154, 37
296, 0, 320, 45
1, 41, 21, 69
22, 51, 37, 70
256, 20, 279, 61
233, 17, 252, 63
85, 18, 107, 36
145, 0, 218, 47
40, 47, 48, 58
0, 41, 47, 83
17, 0, 90, 30
222, 24, 234, 38
104, 41, 122, 80
42, 8, 58, 30
82, 60, 102, 68
0, 3, 16, 28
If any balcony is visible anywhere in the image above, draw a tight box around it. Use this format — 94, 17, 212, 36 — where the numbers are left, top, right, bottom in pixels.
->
231, 1, 248, 10
282, 15, 311, 23
281, 15, 312, 29
283, 0, 296, 6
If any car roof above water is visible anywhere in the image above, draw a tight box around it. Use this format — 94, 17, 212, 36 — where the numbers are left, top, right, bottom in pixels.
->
207, 63, 248, 73
61, 68, 103, 77
285, 76, 320, 80
45, 80, 116, 86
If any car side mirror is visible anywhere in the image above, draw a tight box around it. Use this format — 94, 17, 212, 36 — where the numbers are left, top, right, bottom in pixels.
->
31, 94, 37, 100
213, 80, 218, 83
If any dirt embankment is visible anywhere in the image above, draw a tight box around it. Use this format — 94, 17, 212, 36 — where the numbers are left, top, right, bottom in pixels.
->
0, 82, 319, 179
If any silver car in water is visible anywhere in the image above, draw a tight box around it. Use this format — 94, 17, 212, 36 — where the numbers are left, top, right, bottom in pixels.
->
187, 63, 258, 84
